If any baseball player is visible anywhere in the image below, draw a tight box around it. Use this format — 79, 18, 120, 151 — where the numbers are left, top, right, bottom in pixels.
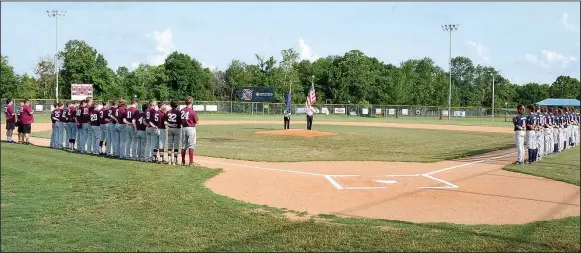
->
283, 108, 291, 130
16, 101, 24, 144
512, 105, 527, 164
52, 102, 65, 149
50, 102, 57, 148
106, 101, 118, 157
180, 96, 199, 166
61, 102, 71, 149
76, 100, 89, 153
115, 100, 128, 159
124, 98, 139, 160
4, 99, 16, 143
86, 101, 96, 153
165, 100, 182, 165
67, 101, 78, 150
98, 101, 109, 155
145, 99, 160, 162
135, 104, 148, 161
567, 107, 574, 147
156, 102, 168, 163
545, 107, 554, 156
89, 102, 102, 155
534, 106, 544, 161
19, 99, 34, 145
558, 109, 565, 152
525, 105, 537, 163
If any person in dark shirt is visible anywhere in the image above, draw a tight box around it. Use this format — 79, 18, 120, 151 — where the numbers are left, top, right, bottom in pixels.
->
135, 103, 149, 162
180, 96, 199, 166
89, 102, 102, 155
165, 100, 182, 165
525, 105, 537, 163
512, 104, 526, 164
4, 99, 16, 143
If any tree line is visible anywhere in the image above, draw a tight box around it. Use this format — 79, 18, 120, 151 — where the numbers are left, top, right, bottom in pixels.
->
1, 39, 579, 107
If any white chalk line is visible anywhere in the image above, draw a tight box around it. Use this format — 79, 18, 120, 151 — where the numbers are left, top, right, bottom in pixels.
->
29, 136, 515, 191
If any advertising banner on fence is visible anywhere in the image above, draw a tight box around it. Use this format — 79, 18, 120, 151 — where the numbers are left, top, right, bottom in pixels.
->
36, 105, 44, 112
334, 108, 346, 114
441, 110, 449, 117
402, 109, 409, 116
238, 87, 275, 102
361, 108, 369, 115
388, 109, 395, 115
296, 107, 305, 114
321, 108, 330, 115
375, 108, 382, 115
193, 105, 205, 111
453, 111, 466, 117
205, 105, 218, 112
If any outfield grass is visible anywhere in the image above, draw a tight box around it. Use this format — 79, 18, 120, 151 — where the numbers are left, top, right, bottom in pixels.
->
1, 144, 579, 252
30, 124, 514, 163
504, 147, 580, 186
13, 113, 514, 127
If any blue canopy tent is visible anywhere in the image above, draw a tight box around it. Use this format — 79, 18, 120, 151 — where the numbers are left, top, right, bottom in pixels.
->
536, 98, 580, 107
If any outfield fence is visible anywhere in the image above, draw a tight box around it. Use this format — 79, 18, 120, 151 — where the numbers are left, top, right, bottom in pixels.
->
1, 99, 517, 120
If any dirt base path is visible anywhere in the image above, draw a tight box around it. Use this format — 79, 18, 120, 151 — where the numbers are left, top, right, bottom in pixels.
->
2, 122, 579, 225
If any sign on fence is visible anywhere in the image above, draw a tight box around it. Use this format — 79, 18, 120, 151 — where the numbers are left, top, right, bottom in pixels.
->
321, 108, 330, 115
441, 110, 449, 117
334, 108, 345, 114
206, 105, 218, 112
238, 87, 275, 102
361, 108, 369, 115
375, 108, 382, 115
296, 107, 305, 114
402, 109, 409, 116
35, 105, 43, 112
388, 109, 395, 115
453, 111, 466, 117
193, 105, 205, 111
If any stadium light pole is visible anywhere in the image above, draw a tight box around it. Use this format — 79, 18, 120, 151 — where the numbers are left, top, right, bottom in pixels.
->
442, 24, 459, 120
47, 10, 66, 103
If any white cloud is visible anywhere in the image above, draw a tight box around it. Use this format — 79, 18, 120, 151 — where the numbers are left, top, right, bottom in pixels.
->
525, 54, 550, 69
201, 61, 216, 70
146, 28, 176, 66
130, 62, 140, 71
296, 39, 320, 62
561, 12, 578, 32
540, 49, 577, 68
466, 40, 490, 63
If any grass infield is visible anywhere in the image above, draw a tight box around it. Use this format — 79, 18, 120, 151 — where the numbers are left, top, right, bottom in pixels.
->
1, 143, 579, 252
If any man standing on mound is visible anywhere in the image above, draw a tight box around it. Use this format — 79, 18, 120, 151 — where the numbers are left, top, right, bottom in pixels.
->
283, 108, 291, 130
305, 104, 315, 130
180, 96, 199, 166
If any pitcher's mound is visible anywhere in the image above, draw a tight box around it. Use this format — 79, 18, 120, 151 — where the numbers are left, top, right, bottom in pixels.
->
256, 129, 336, 138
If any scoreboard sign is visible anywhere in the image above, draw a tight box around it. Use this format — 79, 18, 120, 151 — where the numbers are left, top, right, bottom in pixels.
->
71, 84, 93, 100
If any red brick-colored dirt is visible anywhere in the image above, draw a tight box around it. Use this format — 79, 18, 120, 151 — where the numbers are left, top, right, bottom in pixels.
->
3, 121, 579, 225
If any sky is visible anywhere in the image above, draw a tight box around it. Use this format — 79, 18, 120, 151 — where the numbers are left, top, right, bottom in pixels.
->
1, 2, 580, 85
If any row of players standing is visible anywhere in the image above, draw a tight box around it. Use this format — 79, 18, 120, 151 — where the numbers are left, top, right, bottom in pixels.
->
513, 105, 579, 164
50, 96, 200, 166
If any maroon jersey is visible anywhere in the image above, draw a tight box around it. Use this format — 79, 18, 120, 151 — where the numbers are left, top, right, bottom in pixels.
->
20, 104, 34, 125
51, 108, 63, 123
50, 109, 57, 124
157, 110, 166, 129
125, 107, 137, 125
89, 109, 100, 126
75, 106, 82, 122
145, 107, 158, 127
116, 106, 127, 124
67, 106, 76, 122
59, 108, 68, 122
180, 106, 199, 127
165, 109, 181, 128
4, 104, 15, 123
81, 105, 91, 123
109, 107, 118, 124
136, 112, 147, 131
132, 108, 140, 126
99, 108, 108, 125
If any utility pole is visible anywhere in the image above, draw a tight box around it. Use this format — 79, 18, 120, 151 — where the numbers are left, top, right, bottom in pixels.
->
47, 10, 67, 103
491, 73, 495, 121
442, 24, 459, 120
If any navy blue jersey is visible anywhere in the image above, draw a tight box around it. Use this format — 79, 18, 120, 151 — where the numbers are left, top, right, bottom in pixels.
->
526, 114, 537, 130
513, 114, 526, 131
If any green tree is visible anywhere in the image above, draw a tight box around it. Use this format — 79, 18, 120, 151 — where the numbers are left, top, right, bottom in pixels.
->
1, 55, 19, 98
549, 75, 580, 99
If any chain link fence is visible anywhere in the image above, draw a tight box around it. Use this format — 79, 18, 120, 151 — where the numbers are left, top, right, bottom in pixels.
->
0, 99, 517, 120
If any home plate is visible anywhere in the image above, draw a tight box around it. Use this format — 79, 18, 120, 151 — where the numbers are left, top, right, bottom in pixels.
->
374, 179, 398, 184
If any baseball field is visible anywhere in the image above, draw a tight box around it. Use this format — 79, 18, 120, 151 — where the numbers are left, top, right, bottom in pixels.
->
1, 115, 580, 251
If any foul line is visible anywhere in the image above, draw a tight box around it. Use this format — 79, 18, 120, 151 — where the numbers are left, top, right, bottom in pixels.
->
197, 159, 328, 177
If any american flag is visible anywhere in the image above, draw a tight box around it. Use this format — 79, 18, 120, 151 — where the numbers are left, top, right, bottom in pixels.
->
306, 83, 316, 107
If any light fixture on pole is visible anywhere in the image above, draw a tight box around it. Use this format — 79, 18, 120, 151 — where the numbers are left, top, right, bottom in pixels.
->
442, 24, 459, 120
47, 10, 67, 103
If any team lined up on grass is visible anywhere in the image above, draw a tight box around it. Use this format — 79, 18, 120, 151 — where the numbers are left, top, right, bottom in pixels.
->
512, 105, 579, 165
4, 97, 200, 166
